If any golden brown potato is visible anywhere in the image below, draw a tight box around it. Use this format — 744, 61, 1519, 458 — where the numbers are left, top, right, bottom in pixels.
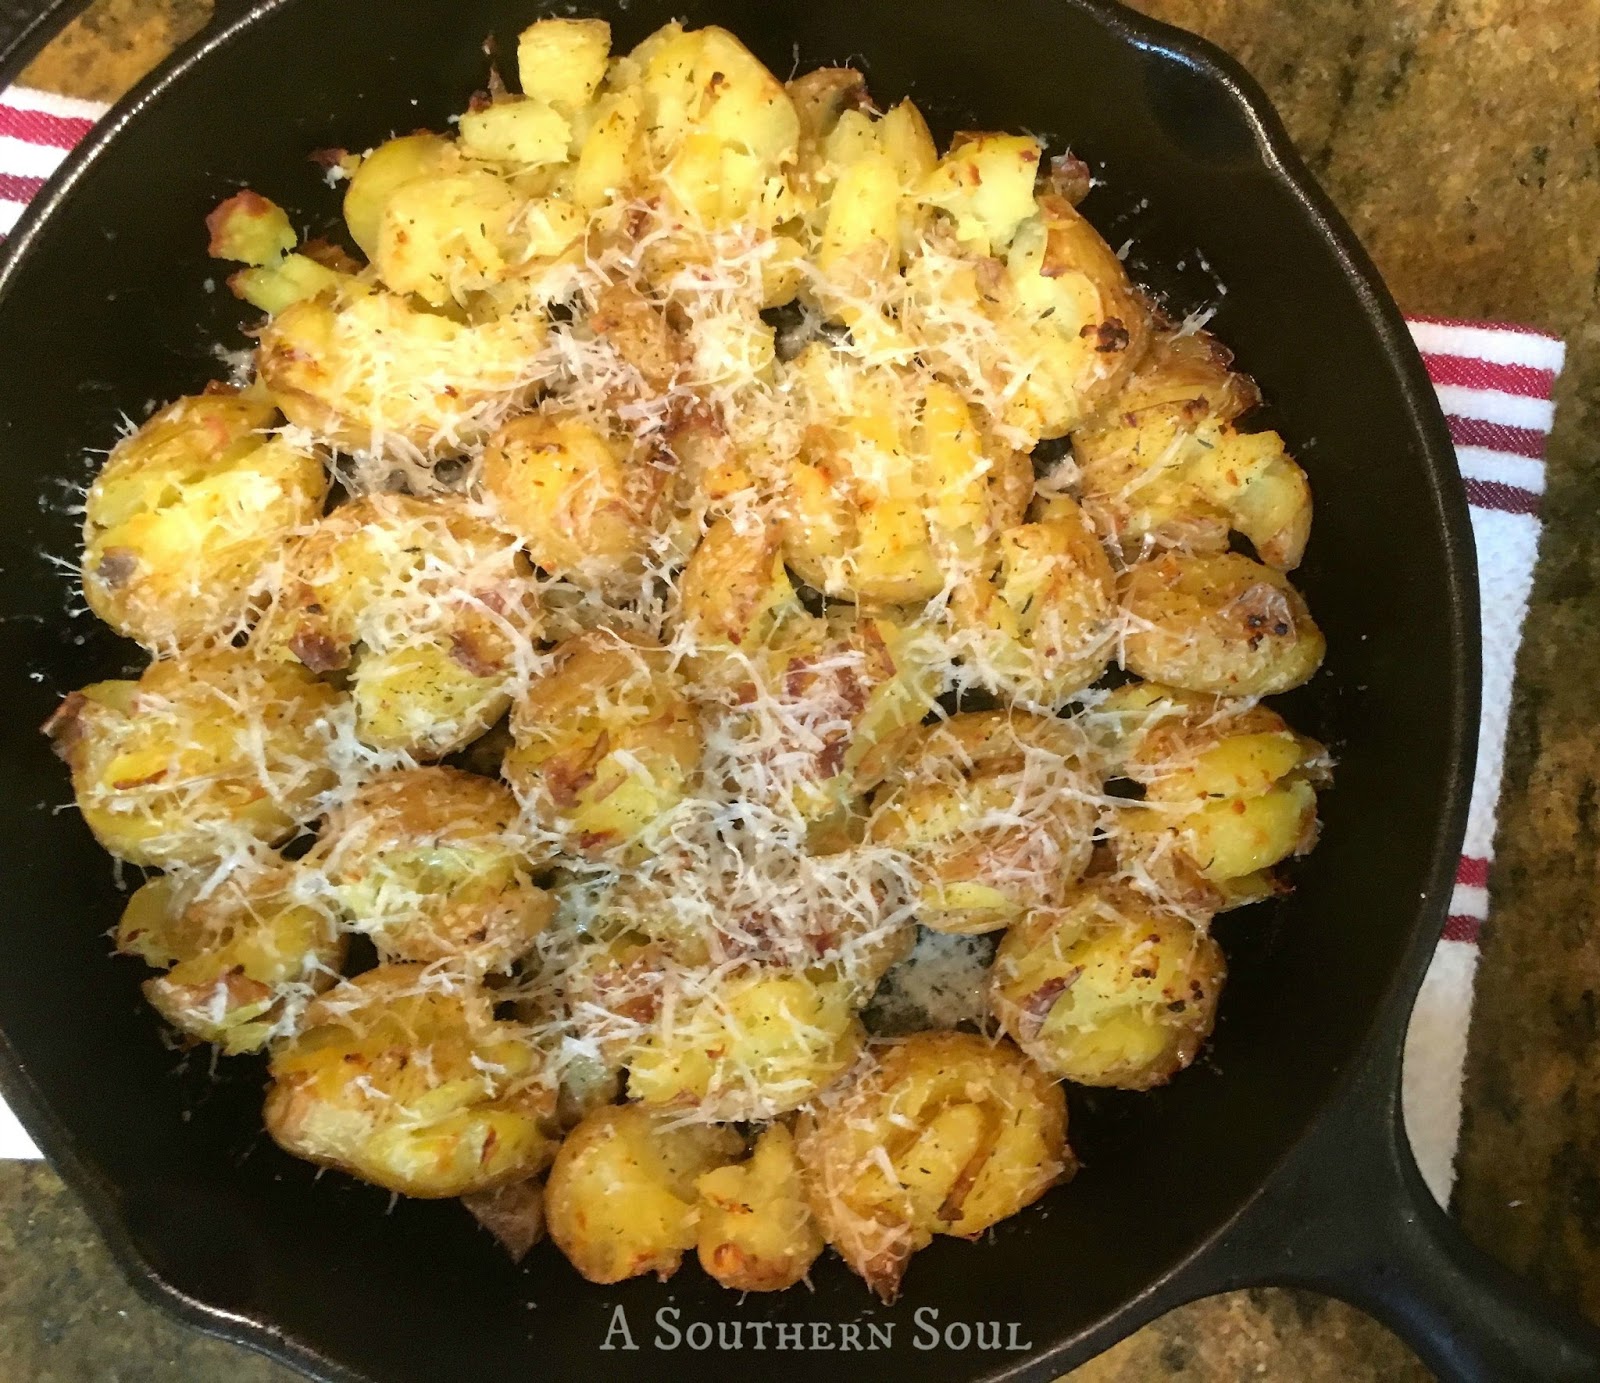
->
517, 17, 611, 112
258, 284, 544, 459
696, 1122, 824, 1291
1095, 682, 1326, 911
779, 345, 1032, 603
505, 632, 702, 855
44, 649, 340, 868
943, 496, 1118, 708
343, 133, 452, 259
865, 711, 1099, 934
1073, 329, 1312, 570
674, 515, 805, 683
545, 1103, 742, 1284
626, 967, 864, 1120
903, 192, 1149, 444
264, 965, 557, 1198
316, 768, 553, 974
1117, 551, 1325, 695
116, 862, 344, 1054
917, 132, 1042, 257
206, 189, 297, 265
255, 494, 536, 759
82, 393, 326, 650
990, 882, 1225, 1090
795, 1031, 1071, 1301
729, 608, 943, 827
480, 412, 692, 591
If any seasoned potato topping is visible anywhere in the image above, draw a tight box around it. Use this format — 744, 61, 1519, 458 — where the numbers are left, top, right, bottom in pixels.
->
54, 14, 1336, 1302
796, 1032, 1071, 1301
82, 393, 326, 650
47, 649, 340, 867
990, 882, 1226, 1090
265, 965, 557, 1198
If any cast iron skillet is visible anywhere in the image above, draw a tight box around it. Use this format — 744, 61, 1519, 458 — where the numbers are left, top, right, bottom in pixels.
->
0, 2, 1596, 1380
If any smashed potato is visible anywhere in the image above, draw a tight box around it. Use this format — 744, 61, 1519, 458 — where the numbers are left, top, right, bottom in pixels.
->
1117, 551, 1325, 695
82, 393, 326, 650
116, 862, 343, 1054
1097, 682, 1326, 912
317, 768, 553, 973
943, 495, 1119, 707
796, 1032, 1071, 1301
865, 711, 1098, 934
258, 284, 543, 459
1074, 328, 1312, 569
990, 882, 1225, 1090
504, 632, 702, 854
626, 967, 864, 1120
545, 1103, 742, 1284
46, 649, 339, 867
265, 965, 557, 1198
256, 493, 535, 759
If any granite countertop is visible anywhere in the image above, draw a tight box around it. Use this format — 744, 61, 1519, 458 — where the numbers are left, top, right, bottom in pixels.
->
4, 0, 1598, 1379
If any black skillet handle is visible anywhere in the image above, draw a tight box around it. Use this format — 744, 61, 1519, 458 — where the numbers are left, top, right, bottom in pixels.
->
1196, 1050, 1600, 1382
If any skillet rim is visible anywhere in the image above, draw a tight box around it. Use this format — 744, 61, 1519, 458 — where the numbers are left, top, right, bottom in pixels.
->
0, 1, 1480, 1379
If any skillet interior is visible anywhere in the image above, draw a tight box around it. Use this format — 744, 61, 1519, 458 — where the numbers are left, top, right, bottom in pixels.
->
0, 1, 1473, 1378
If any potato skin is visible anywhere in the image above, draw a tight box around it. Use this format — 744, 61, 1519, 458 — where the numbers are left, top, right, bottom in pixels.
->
505, 632, 702, 855
1117, 551, 1325, 696
45, 649, 340, 867
82, 393, 325, 650
116, 863, 344, 1054
264, 965, 557, 1199
545, 1103, 742, 1284
866, 710, 1098, 934
795, 1031, 1070, 1301
696, 1122, 824, 1291
317, 767, 553, 974
990, 882, 1225, 1090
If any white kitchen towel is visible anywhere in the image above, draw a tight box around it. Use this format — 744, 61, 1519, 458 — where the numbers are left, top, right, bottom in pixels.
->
0, 88, 1568, 1199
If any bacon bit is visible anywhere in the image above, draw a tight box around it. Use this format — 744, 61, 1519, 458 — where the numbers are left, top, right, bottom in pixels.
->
1016, 967, 1083, 1041
1046, 151, 1093, 206
112, 769, 169, 790
91, 547, 139, 591
307, 147, 348, 171
467, 89, 494, 113
40, 691, 87, 758
289, 629, 349, 675
200, 379, 239, 397
816, 735, 849, 779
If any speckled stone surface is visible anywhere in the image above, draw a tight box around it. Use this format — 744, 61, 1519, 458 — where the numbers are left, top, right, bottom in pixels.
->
4, 0, 1598, 1379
